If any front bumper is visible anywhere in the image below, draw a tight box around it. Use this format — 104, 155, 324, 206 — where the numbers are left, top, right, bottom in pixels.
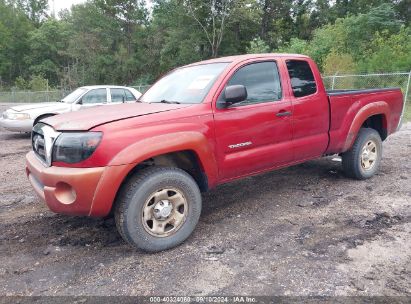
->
0, 118, 33, 132
25, 151, 105, 216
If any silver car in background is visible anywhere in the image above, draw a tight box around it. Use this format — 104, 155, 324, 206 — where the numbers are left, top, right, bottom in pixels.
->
0, 85, 142, 132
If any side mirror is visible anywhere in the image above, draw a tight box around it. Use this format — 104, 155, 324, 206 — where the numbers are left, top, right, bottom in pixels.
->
224, 85, 247, 105
77, 99, 83, 105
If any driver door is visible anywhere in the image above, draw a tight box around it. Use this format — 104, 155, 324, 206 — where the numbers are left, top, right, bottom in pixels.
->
213, 61, 293, 181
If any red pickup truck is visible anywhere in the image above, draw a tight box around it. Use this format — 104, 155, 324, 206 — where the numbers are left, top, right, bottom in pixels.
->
26, 54, 404, 252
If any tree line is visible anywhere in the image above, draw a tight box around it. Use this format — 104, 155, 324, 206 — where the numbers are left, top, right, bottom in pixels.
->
0, 0, 410, 91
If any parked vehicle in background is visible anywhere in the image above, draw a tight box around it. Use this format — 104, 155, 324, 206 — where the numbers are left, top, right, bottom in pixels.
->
25, 54, 404, 252
0, 86, 141, 132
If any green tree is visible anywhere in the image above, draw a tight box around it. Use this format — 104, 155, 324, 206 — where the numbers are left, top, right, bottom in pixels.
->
323, 50, 356, 75
277, 38, 309, 55
14, 0, 48, 24
305, 3, 402, 70
146, 0, 206, 76
0, 0, 33, 84
182, 0, 236, 58
359, 27, 411, 72
60, 0, 148, 86
247, 37, 270, 53
0, 0, 409, 89
28, 74, 48, 91
14, 76, 28, 90
25, 19, 72, 86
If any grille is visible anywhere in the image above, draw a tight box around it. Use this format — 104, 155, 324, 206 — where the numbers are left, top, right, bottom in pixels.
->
32, 124, 47, 164
31, 123, 60, 166
32, 133, 46, 162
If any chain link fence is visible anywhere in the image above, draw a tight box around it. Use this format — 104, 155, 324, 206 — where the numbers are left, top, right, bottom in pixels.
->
0, 73, 410, 110
0, 85, 151, 104
322, 72, 411, 101
0, 90, 69, 103
322, 71, 411, 122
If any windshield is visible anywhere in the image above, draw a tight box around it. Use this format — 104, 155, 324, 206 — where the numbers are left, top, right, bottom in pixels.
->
140, 62, 229, 104
62, 88, 88, 103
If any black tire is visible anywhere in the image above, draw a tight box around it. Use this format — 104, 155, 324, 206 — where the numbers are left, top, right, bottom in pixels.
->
342, 128, 382, 180
114, 166, 202, 252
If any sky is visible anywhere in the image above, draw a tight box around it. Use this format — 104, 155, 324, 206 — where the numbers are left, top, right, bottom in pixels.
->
48, 0, 86, 15
48, 0, 153, 15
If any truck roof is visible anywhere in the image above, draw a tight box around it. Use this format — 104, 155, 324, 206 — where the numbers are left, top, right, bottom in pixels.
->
185, 53, 310, 67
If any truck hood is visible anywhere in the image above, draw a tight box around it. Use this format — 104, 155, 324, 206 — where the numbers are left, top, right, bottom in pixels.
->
11, 102, 66, 112
43, 102, 192, 131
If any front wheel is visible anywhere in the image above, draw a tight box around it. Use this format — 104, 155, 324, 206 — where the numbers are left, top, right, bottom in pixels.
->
114, 166, 202, 252
342, 128, 382, 180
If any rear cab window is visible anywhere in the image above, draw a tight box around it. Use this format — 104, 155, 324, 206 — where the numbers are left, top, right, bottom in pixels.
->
286, 60, 317, 97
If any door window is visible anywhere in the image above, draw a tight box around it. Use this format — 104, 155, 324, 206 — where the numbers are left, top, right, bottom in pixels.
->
219, 61, 282, 106
286, 60, 317, 97
124, 89, 136, 101
111, 88, 126, 103
111, 89, 137, 102
81, 89, 107, 104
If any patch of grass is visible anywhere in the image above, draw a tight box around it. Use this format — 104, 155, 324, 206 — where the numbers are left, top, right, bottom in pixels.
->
403, 103, 411, 122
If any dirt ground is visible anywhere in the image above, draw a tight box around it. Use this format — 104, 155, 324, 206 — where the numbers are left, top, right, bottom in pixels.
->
0, 103, 410, 296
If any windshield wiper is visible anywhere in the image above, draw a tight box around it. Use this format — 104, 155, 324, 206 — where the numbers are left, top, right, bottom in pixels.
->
155, 99, 181, 104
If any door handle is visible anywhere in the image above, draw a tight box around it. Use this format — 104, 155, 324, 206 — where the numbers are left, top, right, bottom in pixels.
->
276, 111, 292, 117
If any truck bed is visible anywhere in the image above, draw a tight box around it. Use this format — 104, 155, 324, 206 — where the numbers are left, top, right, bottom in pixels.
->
325, 87, 404, 154
327, 87, 401, 96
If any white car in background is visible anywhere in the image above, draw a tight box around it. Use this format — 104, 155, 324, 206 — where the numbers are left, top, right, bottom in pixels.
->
0, 85, 142, 132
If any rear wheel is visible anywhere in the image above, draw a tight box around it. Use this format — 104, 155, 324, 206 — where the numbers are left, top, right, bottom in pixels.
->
114, 166, 202, 252
342, 128, 382, 180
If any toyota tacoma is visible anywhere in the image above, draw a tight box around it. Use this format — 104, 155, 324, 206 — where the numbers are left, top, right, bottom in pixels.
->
26, 54, 404, 252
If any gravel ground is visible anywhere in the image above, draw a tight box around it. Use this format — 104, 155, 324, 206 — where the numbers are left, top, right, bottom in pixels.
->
0, 103, 410, 296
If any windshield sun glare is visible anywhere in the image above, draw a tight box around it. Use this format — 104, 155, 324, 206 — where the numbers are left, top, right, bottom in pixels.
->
140, 63, 229, 104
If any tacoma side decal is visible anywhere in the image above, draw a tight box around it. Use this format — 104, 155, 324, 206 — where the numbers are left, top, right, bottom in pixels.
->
228, 141, 252, 149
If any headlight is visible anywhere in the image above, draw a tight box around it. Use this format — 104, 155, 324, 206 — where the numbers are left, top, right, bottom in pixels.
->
52, 132, 102, 164
5, 112, 31, 120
